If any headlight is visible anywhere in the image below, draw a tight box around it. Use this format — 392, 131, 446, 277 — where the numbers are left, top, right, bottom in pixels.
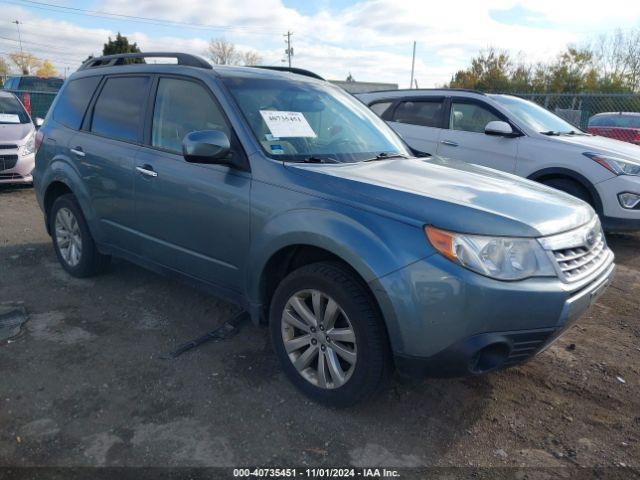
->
19, 132, 35, 156
584, 152, 640, 176
425, 226, 556, 281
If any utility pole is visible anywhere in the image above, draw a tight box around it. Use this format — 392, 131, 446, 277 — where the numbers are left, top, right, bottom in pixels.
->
13, 20, 23, 55
284, 31, 293, 68
409, 41, 416, 89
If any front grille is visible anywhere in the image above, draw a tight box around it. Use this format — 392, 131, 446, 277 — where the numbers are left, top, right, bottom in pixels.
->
0, 154, 19, 171
0, 173, 22, 180
552, 230, 608, 282
0, 144, 18, 150
502, 328, 555, 367
539, 217, 612, 283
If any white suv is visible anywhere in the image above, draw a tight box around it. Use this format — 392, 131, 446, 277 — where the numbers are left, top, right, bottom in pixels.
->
357, 89, 640, 231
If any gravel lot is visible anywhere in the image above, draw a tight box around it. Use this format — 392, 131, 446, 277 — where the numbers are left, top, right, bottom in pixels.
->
1, 185, 639, 474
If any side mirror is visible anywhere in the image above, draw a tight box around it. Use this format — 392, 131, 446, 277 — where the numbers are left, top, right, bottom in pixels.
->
485, 120, 514, 137
182, 130, 232, 165
34, 117, 44, 128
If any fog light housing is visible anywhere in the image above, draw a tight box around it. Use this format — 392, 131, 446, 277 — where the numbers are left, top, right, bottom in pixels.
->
618, 192, 640, 209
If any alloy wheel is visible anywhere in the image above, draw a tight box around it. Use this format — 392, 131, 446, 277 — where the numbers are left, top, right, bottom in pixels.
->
54, 207, 83, 267
281, 289, 357, 389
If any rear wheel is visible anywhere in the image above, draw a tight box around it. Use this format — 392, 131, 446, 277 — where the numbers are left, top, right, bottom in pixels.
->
50, 194, 110, 277
270, 262, 391, 407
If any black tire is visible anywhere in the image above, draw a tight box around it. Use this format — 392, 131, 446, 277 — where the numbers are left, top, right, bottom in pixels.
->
49, 193, 110, 278
269, 261, 392, 407
541, 177, 594, 208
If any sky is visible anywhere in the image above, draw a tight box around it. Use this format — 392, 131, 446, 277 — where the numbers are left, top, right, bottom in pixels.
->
1, 0, 640, 87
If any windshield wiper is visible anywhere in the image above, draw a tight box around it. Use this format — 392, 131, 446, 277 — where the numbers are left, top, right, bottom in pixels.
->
540, 130, 587, 136
298, 156, 340, 164
363, 152, 409, 162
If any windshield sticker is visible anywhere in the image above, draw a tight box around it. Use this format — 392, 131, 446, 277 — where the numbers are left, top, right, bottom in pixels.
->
260, 110, 316, 138
0, 113, 20, 124
270, 144, 285, 155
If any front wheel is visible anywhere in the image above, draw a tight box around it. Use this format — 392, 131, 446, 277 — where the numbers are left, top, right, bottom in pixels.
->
269, 262, 391, 407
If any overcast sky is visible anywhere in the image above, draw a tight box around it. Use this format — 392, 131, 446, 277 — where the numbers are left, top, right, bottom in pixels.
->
1, 0, 639, 86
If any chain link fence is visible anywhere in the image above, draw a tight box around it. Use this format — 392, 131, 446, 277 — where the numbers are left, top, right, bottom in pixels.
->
516, 93, 640, 144
4, 90, 58, 121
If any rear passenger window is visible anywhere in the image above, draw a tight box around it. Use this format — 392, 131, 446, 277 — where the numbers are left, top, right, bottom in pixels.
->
151, 78, 230, 153
52, 76, 101, 130
91, 76, 150, 143
392, 100, 443, 127
369, 101, 393, 118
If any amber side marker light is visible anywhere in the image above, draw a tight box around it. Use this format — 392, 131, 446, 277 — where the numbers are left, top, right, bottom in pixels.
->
424, 226, 457, 261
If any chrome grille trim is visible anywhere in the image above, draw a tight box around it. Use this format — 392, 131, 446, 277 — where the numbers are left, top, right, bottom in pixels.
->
538, 216, 613, 283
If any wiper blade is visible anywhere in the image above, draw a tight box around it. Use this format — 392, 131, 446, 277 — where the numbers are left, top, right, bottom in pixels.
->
298, 156, 340, 164
541, 130, 587, 136
363, 153, 409, 162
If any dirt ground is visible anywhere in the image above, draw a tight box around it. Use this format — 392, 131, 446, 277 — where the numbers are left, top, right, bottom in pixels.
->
1, 185, 639, 476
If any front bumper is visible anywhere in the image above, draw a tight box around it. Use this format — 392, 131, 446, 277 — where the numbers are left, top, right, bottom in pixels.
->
370, 251, 615, 378
0, 151, 34, 184
596, 175, 640, 231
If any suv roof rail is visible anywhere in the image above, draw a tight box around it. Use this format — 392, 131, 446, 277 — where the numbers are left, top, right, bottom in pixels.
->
252, 66, 324, 80
363, 87, 486, 96
79, 52, 212, 71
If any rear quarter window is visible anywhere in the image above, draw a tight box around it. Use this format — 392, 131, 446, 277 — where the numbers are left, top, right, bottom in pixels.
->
52, 76, 101, 130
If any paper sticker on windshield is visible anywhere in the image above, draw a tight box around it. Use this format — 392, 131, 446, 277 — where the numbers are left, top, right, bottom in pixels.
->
0, 114, 20, 124
260, 110, 316, 138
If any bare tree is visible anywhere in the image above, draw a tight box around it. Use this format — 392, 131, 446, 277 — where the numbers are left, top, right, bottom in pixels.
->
592, 27, 640, 91
207, 38, 239, 65
0, 57, 9, 78
206, 38, 263, 66
241, 50, 262, 66
9, 51, 41, 75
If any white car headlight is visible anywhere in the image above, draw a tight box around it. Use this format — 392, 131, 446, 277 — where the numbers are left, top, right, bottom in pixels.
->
425, 226, 556, 281
584, 152, 640, 176
19, 131, 35, 156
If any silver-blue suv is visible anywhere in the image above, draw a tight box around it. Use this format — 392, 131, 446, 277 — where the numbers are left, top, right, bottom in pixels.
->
34, 53, 615, 406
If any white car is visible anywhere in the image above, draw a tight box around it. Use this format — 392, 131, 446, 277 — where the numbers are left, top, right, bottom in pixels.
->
357, 89, 640, 231
0, 90, 42, 185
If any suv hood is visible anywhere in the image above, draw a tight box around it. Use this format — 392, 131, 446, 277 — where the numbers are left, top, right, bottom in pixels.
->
288, 157, 594, 238
550, 133, 640, 162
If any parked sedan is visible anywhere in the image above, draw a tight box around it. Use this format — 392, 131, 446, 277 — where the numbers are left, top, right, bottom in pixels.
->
588, 112, 640, 145
357, 90, 640, 231
0, 91, 42, 185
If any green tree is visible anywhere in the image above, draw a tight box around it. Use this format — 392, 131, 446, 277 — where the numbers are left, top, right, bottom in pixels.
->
102, 33, 143, 63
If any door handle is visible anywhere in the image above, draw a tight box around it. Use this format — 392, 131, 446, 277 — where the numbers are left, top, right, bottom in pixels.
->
70, 147, 85, 157
440, 140, 459, 147
136, 165, 158, 177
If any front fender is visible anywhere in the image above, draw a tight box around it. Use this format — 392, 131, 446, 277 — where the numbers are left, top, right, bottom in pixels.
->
247, 201, 433, 335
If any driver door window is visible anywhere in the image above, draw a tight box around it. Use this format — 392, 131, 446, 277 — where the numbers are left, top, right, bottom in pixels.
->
450, 102, 501, 133
152, 78, 230, 153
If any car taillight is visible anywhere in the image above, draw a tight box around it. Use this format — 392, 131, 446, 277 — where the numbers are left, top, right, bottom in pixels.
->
23, 93, 32, 116
35, 130, 43, 154
634, 131, 640, 144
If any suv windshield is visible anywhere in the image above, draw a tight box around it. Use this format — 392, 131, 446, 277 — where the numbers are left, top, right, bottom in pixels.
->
222, 76, 410, 163
0, 95, 30, 124
18, 77, 64, 92
491, 95, 583, 135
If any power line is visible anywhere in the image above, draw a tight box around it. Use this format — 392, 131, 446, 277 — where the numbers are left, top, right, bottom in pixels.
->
3, 0, 282, 36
